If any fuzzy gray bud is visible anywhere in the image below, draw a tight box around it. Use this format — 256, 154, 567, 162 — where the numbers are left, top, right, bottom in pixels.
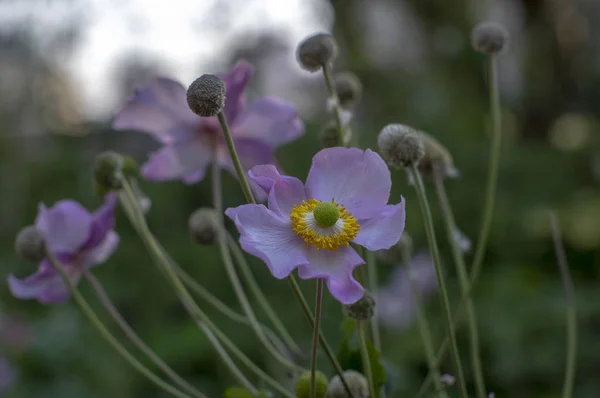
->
188, 208, 219, 245
418, 132, 458, 179
334, 72, 362, 108
15, 226, 45, 263
343, 292, 375, 321
471, 22, 508, 54
93, 151, 124, 191
327, 370, 368, 398
377, 233, 412, 264
296, 33, 338, 72
186, 74, 226, 117
377, 124, 424, 169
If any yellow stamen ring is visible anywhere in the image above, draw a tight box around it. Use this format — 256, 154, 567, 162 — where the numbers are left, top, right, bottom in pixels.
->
290, 199, 360, 250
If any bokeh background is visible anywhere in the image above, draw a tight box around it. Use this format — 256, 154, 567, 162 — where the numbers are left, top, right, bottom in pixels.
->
2, 0, 600, 397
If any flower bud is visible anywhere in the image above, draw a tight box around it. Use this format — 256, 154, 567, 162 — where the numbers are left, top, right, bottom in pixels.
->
343, 292, 375, 321
334, 72, 362, 108
418, 132, 459, 179
295, 370, 328, 398
376, 233, 412, 264
186, 74, 226, 117
122, 155, 140, 178
377, 124, 424, 169
93, 151, 124, 191
15, 226, 45, 263
327, 370, 368, 398
471, 22, 508, 54
296, 33, 338, 72
188, 208, 219, 245
320, 122, 343, 148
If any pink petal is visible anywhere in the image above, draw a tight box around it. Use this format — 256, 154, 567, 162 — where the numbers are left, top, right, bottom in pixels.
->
84, 231, 120, 268
249, 165, 306, 216
113, 77, 199, 144
225, 204, 308, 279
141, 137, 213, 183
232, 97, 304, 148
219, 60, 254, 123
35, 201, 93, 254
353, 198, 406, 251
305, 148, 391, 219
298, 246, 365, 304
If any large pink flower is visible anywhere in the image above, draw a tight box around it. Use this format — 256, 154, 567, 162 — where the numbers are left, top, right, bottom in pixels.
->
8, 195, 119, 304
112, 60, 304, 186
226, 147, 406, 304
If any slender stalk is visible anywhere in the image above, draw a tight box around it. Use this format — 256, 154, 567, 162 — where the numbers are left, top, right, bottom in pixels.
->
469, 55, 502, 293
119, 179, 293, 398
365, 250, 381, 351
322, 63, 346, 146
357, 321, 377, 398
47, 251, 196, 398
549, 212, 577, 398
310, 279, 324, 398
401, 250, 446, 397
83, 271, 203, 398
409, 165, 468, 398
433, 168, 486, 398
217, 112, 256, 204
226, 233, 303, 358
287, 277, 353, 397
211, 162, 304, 373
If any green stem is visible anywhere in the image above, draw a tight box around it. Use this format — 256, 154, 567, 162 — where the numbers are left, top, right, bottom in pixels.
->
322, 62, 347, 146
357, 321, 377, 398
549, 212, 577, 398
433, 169, 486, 398
83, 271, 204, 398
469, 55, 502, 295
217, 112, 256, 204
310, 279, 324, 398
409, 165, 468, 398
365, 250, 381, 351
287, 277, 353, 397
119, 179, 293, 398
211, 163, 304, 373
227, 232, 304, 358
47, 251, 196, 398
400, 250, 446, 398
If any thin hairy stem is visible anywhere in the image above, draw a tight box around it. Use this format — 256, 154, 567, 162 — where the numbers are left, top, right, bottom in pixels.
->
310, 279, 324, 398
83, 271, 203, 397
409, 165, 468, 398
365, 250, 381, 351
433, 169, 486, 397
47, 250, 197, 398
357, 321, 377, 398
550, 212, 577, 398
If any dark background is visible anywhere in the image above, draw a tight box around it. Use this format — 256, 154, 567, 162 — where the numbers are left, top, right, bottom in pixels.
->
1, 0, 600, 397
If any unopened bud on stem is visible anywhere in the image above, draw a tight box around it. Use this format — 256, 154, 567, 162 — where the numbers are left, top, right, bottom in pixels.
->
186, 74, 226, 117
93, 151, 124, 191
334, 72, 362, 108
295, 370, 328, 398
296, 33, 338, 72
189, 208, 219, 245
377, 124, 424, 169
471, 21, 508, 54
15, 226, 45, 263
327, 370, 368, 398
343, 292, 375, 321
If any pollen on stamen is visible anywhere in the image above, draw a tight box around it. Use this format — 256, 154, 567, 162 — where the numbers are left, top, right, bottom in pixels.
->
290, 199, 360, 250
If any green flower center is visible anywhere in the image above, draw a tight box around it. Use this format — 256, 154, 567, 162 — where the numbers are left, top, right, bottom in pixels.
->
312, 202, 340, 228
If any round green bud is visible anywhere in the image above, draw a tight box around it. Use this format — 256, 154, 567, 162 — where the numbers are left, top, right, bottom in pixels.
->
15, 226, 45, 263
327, 370, 368, 398
295, 370, 328, 398
313, 202, 339, 228
471, 21, 508, 55
343, 292, 375, 321
186, 74, 226, 117
334, 72, 362, 108
296, 33, 338, 72
122, 155, 140, 178
188, 208, 219, 245
377, 124, 424, 169
93, 151, 124, 191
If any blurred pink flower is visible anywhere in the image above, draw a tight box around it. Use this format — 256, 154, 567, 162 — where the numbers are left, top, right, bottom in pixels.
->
0, 357, 16, 394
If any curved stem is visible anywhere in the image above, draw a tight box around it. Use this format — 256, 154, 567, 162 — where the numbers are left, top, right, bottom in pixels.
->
47, 251, 197, 398
365, 250, 381, 352
401, 250, 446, 398
226, 233, 303, 358
119, 179, 293, 397
549, 212, 577, 398
287, 277, 353, 397
322, 63, 347, 146
409, 165, 468, 398
357, 321, 377, 398
83, 271, 204, 398
211, 163, 304, 373
310, 279, 324, 398
433, 170, 486, 397
217, 112, 256, 204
